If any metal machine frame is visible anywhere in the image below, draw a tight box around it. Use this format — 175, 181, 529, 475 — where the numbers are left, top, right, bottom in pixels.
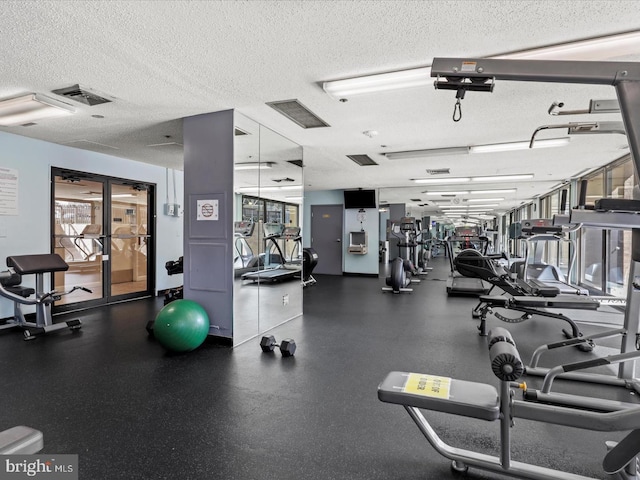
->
431, 58, 640, 391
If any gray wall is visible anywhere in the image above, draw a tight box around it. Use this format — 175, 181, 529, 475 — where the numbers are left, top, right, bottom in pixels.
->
183, 110, 235, 340
0, 131, 183, 319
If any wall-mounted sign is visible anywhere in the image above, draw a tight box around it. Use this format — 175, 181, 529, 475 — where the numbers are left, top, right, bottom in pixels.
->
197, 199, 219, 221
0, 166, 18, 216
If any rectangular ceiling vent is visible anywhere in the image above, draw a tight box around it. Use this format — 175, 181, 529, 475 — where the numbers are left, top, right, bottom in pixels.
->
426, 168, 450, 175
146, 142, 184, 153
52, 84, 112, 106
410, 198, 421, 202
287, 159, 303, 168
266, 99, 330, 129
347, 154, 378, 166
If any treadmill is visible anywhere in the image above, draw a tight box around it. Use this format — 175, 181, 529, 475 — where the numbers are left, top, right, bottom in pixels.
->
241, 224, 301, 283
445, 230, 492, 296
516, 219, 589, 296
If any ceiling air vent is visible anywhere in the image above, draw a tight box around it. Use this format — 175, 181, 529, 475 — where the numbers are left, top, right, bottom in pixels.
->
426, 168, 450, 175
273, 177, 295, 183
287, 159, 303, 168
347, 154, 378, 166
52, 84, 112, 106
410, 198, 421, 202
266, 99, 330, 129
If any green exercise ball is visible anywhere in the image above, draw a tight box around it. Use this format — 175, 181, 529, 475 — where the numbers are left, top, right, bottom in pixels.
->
154, 299, 210, 352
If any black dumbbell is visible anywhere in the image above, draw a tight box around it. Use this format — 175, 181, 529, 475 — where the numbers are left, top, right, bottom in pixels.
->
260, 335, 296, 357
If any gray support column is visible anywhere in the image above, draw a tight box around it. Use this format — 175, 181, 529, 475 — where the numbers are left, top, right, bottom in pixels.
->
183, 110, 235, 341
616, 81, 640, 178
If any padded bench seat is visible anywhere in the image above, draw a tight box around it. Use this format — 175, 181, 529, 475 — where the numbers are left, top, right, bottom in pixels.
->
0, 426, 43, 454
378, 371, 500, 421
479, 294, 600, 310
511, 294, 600, 310
7, 253, 69, 275
0, 271, 35, 297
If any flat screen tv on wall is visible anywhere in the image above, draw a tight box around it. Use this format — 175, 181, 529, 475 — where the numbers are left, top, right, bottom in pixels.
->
344, 189, 376, 209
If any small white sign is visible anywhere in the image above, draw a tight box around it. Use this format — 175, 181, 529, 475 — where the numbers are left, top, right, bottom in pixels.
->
0, 166, 18, 216
197, 199, 218, 221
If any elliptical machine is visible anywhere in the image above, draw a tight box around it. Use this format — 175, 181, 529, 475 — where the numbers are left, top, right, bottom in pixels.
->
382, 257, 413, 294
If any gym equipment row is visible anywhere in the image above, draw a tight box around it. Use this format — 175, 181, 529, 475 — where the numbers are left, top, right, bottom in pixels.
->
0, 253, 90, 340
382, 217, 431, 294
378, 327, 640, 479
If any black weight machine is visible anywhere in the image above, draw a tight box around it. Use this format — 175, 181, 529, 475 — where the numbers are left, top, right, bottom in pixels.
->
0, 253, 90, 340
163, 256, 183, 305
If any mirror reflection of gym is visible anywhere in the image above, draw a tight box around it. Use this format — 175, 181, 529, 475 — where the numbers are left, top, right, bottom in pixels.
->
233, 113, 304, 346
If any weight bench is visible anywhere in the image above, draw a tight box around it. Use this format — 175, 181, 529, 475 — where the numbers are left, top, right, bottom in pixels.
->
378, 327, 640, 480
0, 426, 43, 454
476, 294, 600, 350
0, 254, 90, 340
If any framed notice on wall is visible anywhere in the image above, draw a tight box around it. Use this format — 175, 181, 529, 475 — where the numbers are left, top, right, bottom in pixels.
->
196, 199, 219, 221
0, 167, 18, 216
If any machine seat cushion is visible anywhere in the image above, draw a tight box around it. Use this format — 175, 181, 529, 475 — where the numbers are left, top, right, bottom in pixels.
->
6, 286, 35, 298
511, 294, 600, 310
378, 371, 499, 421
6, 254, 69, 275
479, 295, 509, 307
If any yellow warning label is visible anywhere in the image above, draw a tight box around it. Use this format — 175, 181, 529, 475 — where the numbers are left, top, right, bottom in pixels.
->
403, 373, 451, 399
461, 61, 477, 72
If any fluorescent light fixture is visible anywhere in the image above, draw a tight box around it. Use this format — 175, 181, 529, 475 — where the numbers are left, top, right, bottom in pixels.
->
424, 191, 469, 196
237, 185, 301, 192
470, 189, 517, 194
387, 138, 568, 160
385, 146, 468, 160
0, 93, 75, 126
323, 67, 431, 99
234, 162, 274, 170
440, 204, 498, 208
493, 30, 640, 61
285, 196, 303, 201
468, 198, 504, 202
471, 174, 534, 182
413, 177, 470, 184
469, 138, 569, 154
323, 31, 640, 100
415, 174, 532, 185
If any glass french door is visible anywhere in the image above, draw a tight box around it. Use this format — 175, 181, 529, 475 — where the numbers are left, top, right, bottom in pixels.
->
51, 168, 155, 310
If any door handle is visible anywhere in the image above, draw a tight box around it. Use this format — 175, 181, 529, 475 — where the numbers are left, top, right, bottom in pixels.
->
336, 239, 341, 242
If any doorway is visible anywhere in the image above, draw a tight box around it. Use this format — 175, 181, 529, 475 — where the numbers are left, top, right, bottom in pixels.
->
51, 168, 155, 310
310, 204, 343, 275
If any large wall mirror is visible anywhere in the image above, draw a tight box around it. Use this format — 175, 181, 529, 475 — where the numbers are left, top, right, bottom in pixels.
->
233, 112, 303, 346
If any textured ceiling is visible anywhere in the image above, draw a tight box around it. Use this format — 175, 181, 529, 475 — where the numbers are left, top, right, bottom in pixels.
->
2, 0, 640, 219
